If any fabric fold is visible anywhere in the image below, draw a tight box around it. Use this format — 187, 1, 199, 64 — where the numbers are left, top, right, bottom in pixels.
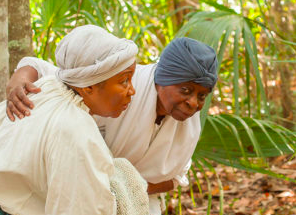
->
154, 37, 218, 88
55, 25, 138, 87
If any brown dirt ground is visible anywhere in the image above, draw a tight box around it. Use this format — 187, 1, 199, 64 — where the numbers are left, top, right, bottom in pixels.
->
165, 156, 296, 215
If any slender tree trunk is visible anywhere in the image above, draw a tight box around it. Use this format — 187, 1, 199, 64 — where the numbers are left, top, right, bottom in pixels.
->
8, 0, 33, 76
0, 0, 9, 102
167, 0, 178, 32
271, 0, 295, 129
175, 0, 194, 27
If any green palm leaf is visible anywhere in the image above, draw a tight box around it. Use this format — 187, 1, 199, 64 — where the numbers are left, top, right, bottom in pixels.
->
194, 114, 295, 181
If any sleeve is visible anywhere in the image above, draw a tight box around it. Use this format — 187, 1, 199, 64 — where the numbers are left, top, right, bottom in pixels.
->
44, 113, 116, 215
173, 159, 192, 188
16, 57, 58, 78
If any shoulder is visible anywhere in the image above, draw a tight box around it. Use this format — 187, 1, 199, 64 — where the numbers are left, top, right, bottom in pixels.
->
133, 64, 156, 87
17, 57, 58, 77
135, 63, 156, 73
55, 106, 99, 140
30, 78, 98, 140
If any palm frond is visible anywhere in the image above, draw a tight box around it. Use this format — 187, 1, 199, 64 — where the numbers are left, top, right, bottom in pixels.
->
194, 114, 295, 181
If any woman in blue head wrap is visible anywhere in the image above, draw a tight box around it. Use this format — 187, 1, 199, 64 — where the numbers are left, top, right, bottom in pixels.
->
154, 37, 217, 122
6, 37, 218, 215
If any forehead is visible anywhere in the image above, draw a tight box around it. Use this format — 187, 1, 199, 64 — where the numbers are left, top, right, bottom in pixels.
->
107, 63, 136, 80
172, 81, 211, 93
118, 62, 136, 75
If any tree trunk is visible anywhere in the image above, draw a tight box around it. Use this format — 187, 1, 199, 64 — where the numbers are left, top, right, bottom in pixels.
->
8, 0, 33, 76
0, 0, 9, 102
271, 0, 295, 129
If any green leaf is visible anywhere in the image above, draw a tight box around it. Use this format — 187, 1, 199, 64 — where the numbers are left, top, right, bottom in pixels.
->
200, 0, 238, 14
243, 20, 270, 117
233, 26, 241, 115
196, 114, 295, 174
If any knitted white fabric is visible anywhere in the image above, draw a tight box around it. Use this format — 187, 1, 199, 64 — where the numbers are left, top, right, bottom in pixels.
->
110, 158, 149, 215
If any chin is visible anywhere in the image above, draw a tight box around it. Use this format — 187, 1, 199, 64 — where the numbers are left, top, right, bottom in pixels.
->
93, 109, 123, 118
171, 110, 192, 121
109, 111, 122, 118
172, 115, 188, 121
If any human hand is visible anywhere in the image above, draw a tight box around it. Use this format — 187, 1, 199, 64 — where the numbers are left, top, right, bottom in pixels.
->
6, 81, 41, 121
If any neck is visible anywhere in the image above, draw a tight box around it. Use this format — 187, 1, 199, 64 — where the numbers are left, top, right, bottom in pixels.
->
155, 84, 166, 114
155, 96, 166, 124
156, 97, 165, 115
155, 84, 167, 124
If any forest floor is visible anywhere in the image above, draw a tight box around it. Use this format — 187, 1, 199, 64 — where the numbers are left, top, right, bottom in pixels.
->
166, 155, 296, 215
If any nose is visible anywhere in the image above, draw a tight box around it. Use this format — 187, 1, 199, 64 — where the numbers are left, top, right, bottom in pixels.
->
127, 82, 136, 96
186, 95, 198, 110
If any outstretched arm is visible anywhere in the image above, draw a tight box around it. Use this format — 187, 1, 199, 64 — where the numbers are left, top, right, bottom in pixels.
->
147, 159, 192, 194
147, 180, 174, 195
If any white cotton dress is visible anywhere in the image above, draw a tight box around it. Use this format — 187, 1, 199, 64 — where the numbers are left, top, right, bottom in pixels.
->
0, 76, 116, 215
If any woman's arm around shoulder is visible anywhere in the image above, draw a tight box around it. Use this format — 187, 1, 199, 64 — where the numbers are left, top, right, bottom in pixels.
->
6, 57, 57, 121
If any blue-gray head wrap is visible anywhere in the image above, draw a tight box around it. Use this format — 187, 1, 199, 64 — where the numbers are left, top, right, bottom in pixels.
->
154, 37, 218, 89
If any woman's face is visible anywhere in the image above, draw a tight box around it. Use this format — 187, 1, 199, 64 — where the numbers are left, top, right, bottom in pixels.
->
76, 62, 136, 118
156, 81, 211, 121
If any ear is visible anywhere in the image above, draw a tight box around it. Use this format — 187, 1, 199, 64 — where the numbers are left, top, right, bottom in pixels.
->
82, 86, 93, 95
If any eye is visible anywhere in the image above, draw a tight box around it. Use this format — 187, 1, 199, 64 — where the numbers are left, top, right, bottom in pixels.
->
198, 93, 206, 100
181, 87, 191, 94
121, 77, 129, 87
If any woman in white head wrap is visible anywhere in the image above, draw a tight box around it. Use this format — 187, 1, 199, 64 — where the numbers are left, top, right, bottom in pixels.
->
0, 25, 149, 215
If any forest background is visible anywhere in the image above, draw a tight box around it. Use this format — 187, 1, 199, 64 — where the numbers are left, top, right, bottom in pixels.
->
0, 0, 295, 214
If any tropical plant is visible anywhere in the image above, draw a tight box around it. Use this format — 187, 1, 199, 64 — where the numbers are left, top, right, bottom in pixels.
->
77, 0, 168, 63
198, 115, 295, 179
30, 0, 192, 63
30, 0, 76, 61
166, 113, 295, 214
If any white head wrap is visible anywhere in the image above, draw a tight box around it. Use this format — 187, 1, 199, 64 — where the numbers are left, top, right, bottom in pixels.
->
55, 25, 138, 87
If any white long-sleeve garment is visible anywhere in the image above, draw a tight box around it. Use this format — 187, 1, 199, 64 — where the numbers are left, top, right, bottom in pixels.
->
0, 76, 116, 215
17, 57, 202, 214
17, 57, 200, 185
